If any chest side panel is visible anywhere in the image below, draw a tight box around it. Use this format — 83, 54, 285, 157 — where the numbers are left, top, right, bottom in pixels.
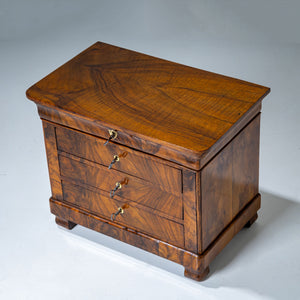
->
201, 114, 260, 251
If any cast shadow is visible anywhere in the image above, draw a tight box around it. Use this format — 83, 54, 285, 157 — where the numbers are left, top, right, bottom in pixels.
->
64, 190, 300, 299
201, 190, 300, 299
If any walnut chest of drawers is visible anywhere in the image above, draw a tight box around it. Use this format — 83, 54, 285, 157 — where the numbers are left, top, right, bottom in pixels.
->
26, 42, 270, 281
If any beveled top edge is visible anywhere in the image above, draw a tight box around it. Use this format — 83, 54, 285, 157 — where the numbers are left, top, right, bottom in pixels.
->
26, 41, 270, 164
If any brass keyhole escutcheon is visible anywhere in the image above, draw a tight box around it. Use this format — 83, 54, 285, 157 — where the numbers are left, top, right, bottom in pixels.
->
104, 129, 117, 146
110, 204, 129, 221
109, 178, 128, 198
110, 182, 122, 198
111, 207, 123, 221
108, 155, 119, 169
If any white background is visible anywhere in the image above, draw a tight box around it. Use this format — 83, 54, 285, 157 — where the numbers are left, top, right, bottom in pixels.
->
1, 1, 299, 299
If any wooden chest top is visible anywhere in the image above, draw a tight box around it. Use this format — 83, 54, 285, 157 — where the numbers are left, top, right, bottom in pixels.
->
26, 42, 270, 169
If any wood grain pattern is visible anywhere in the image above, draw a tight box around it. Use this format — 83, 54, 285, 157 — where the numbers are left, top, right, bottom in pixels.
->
50, 193, 260, 280
56, 125, 182, 194
26, 42, 270, 281
200, 101, 262, 168
42, 121, 63, 199
244, 213, 258, 228
61, 182, 184, 247
27, 42, 270, 165
184, 267, 210, 281
55, 216, 76, 229
201, 194, 261, 269
182, 170, 199, 253
38, 106, 201, 169
58, 153, 182, 219
232, 115, 260, 214
201, 115, 260, 250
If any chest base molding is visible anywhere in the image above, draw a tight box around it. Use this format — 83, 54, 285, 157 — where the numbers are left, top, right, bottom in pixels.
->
50, 193, 260, 281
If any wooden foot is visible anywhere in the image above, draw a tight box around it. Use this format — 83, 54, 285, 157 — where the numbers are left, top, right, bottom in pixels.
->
184, 266, 210, 281
244, 213, 258, 228
55, 216, 77, 230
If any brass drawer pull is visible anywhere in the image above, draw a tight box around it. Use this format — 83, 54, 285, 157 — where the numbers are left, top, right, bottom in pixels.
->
108, 155, 119, 169
104, 129, 117, 146
110, 182, 122, 198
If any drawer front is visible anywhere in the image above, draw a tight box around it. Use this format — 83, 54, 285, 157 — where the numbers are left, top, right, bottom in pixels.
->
56, 126, 182, 195
59, 154, 182, 219
62, 181, 184, 247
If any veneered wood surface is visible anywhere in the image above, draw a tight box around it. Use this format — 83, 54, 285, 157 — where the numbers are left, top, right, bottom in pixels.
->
55, 216, 76, 230
59, 153, 182, 219
38, 106, 200, 169
182, 170, 199, 253
61, 182, 184, 247
42, 121, 63, 200
201, 115, 260, 250
56, 125, 181, 194
50, 197, 199, 269
201, 194, 261, 270
27, 42, 270, 281
184, 266, 210, 281
27, 42, 270, 160
50, 193, 260, 280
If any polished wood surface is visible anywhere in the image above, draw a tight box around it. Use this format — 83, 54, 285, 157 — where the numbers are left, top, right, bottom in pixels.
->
62, 182, 184, 247
201, 114, 260, 250
50, 193, 261, 281
55, 216, 76, 230
182, 170, 199, 253
56, 125, 182, 193
27, 42, 270, 167
59, 153, 182, 219
38, 105, 201, 169
27, 42, 270, 281
184, 267, 210, 281
244, 213, 258, 228
42, 122, 63, 200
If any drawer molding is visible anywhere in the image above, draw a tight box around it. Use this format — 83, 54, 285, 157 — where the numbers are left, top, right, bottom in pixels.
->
60, 178, 184, 224
61, 181, 185, 247
55, 125, 182, 195
58, 152, 183, 219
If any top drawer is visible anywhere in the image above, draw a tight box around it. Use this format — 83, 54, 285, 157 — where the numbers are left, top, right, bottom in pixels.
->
55, 126, 182, 195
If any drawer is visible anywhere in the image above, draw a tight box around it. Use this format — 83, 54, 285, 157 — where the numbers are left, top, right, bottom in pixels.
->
59, 153, 182, 219
56, 126, 182, 195
61, 181, 184, 247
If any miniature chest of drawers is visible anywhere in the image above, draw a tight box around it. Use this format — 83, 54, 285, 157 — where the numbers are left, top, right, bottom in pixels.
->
26, 42, 270, 281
